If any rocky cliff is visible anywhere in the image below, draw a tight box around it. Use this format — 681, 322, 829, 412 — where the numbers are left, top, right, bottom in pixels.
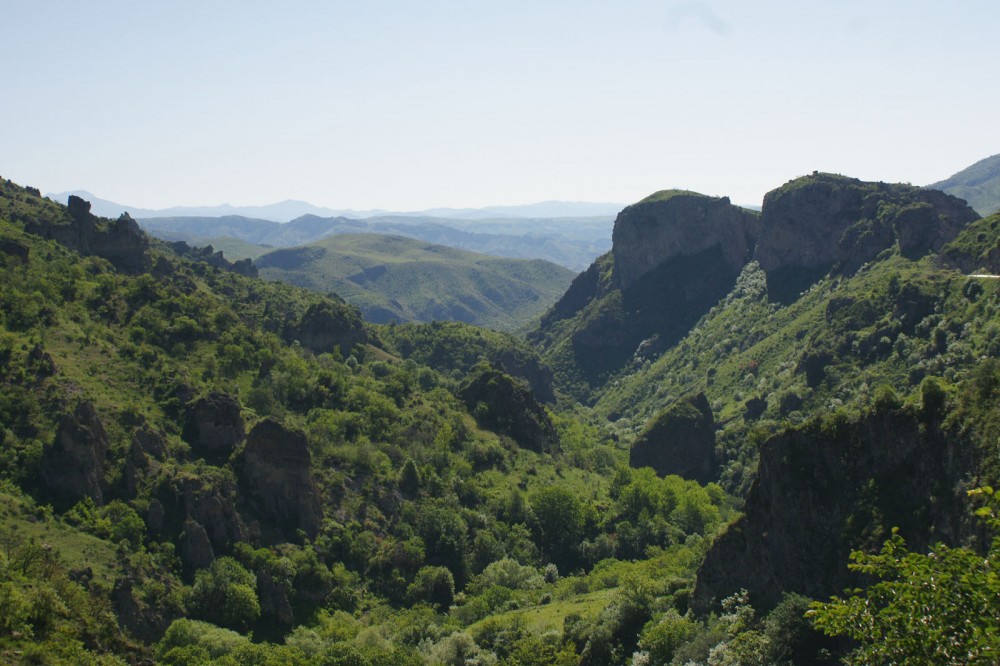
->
629, 392, 717, 484
693, 404, 977, 612
611, 190, 757, 290
25, 195, 151, 273
756, 173, 978, 300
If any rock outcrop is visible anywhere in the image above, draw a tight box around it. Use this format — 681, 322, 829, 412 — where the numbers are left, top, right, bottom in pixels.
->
26, 195, 151, 273
611, 190, 757, 290
459, 364, 559, 453
182, 392, 245, 464
629, 393, 717, 484
39, 401, 109, 506
693, 407, 976, 613
756, 174, 978, 299
168, 240, 259, 277
238, 419, 321, 542
290, 300, 368, 356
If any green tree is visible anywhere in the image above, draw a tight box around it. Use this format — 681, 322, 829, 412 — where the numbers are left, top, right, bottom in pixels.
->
809, 487, 1000, 665
531, 485, 584, 570
189, 557, 261, 631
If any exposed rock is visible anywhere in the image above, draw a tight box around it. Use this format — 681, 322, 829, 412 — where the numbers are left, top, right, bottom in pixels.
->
39, 401, 108, 506
257, 568, 295, 625
27, 343, 56, 377
693, 407, 976, 613
238, 419, 321, 542
291, 300, 368, 355
25, 196, 151, 273
182, 392, 245, 464
168, 240, 259, 277
180, 519, 215, 570
113, 575, 181, 642
611, 191, 758, 290
123, 428, 167, 497
756, 174, 978, 298
629, 393, 717, 483
459, 364, 559, 453
151, 472, 248, 561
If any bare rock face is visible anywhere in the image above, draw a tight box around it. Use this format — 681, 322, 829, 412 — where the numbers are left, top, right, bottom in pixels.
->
756, 174, 978, 284
123, 427, 167, 497
611, 191, 758, 291
182, 392, 245, 464
39, 401, 108, 506
181, 519, 215, 570
693, 408, 974, 613
27, 196, 151, 273
239, 419, 321, 542
629, 392, 717, 484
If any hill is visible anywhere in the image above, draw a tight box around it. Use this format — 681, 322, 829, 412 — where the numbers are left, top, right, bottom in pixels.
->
9, 172, 1000, 664
928, 152, 1000, 216
138, 213, 614, 271
255, 233, 576, 331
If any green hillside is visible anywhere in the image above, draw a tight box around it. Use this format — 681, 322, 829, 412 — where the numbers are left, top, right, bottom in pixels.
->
255, 233, 576, 332
929, 152, 1000, 216
5, 173, 1000, 664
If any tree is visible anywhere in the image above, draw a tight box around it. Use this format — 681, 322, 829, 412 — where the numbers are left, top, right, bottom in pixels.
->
188, 557, 261, 631
809, 487, 1000, 665
531, 485, 584, 570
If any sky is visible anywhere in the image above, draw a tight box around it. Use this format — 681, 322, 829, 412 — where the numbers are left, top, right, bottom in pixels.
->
2, 1, 998, 211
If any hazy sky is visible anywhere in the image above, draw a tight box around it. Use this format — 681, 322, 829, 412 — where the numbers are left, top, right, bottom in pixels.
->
2, 1, 997, 210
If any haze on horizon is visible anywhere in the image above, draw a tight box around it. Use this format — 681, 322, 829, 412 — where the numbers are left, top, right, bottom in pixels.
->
2, 1, 997, 212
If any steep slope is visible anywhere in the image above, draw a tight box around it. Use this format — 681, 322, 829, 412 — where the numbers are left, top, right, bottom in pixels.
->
255, 233, 576, 331
928, 152, 1000, 216
528, 191, 758, 399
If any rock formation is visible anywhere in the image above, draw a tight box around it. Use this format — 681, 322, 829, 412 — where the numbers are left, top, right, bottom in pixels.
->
290, 300, 368, 356
238, 419, 321, 542
629, 392, 717, 483
182, 392, 245, 464
693, 407, 975, 612
459, 364, 559, 453
611, 190, 757, 290
25, 195, 151, 273
39, 401, 109, 506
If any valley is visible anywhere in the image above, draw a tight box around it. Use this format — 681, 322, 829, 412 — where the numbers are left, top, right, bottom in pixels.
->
2, 161, 1000, 665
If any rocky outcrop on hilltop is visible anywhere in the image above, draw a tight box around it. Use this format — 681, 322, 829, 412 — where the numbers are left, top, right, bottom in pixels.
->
238, 419, 322, 542
612, 191, 757, 290
25, 195, 151, 273
289, 300, 368, 356
459, 364, 559, 453
629, 392, 717, 484
692, 405, 976, 613
39, 401, 109, 506
756, 174, 977, 299
168, 240, 259, 277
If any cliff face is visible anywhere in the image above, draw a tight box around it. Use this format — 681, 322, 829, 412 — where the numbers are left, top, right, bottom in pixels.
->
25, 195, 151, 273
693, 407, 976, 612
612, 191, 757, 290
629, 392, 717, 484
756, 174, 978, 299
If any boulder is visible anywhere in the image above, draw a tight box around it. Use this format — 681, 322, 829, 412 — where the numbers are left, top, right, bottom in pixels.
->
291, 300, 367, 356
629, 393, 717, 483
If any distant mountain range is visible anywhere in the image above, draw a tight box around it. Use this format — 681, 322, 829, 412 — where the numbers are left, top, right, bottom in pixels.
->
138, 213, 615, 272
45, 190, 626, 222
928, 152, 1000, 216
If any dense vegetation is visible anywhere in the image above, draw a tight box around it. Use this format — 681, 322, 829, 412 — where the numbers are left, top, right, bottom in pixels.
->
3, 170, 1000, 664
